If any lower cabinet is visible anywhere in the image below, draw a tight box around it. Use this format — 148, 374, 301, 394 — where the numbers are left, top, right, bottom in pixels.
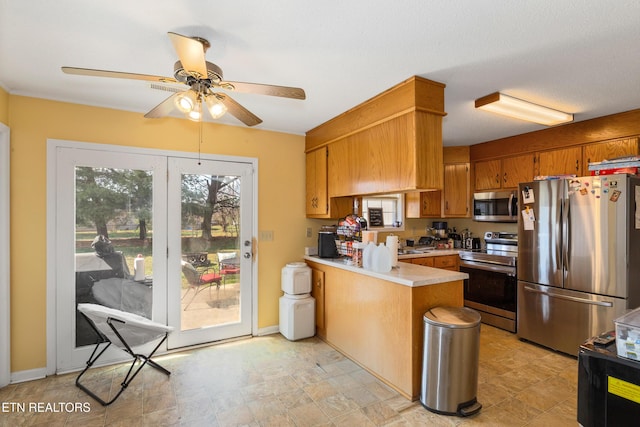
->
310, 267, 325, 339
401, 254, 459, 271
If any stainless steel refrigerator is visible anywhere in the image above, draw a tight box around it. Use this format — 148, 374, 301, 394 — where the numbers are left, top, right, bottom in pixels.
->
517, 175, 640, 355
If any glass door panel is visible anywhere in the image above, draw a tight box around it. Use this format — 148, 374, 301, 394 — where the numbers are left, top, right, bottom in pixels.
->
167, 157, 253, 348
74, 166, 154, 347
55, 147, 167, 372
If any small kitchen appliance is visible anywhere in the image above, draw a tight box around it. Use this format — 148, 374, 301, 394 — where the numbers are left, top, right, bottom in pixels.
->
318, 230, 338, 258
473, 191, 518, 222
432, 221, 448, 239
279, 262, 315, 341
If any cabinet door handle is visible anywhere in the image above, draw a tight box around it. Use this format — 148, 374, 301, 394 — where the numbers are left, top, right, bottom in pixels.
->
503, 172, 507, 183
576, 160, 579, 171
495, 174, 500, 184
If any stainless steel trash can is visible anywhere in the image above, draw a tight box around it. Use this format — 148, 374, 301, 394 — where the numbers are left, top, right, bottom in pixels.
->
420, 306, 482, 416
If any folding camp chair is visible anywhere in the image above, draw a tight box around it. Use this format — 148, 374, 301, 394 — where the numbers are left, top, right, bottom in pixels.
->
76, 303, 174, 406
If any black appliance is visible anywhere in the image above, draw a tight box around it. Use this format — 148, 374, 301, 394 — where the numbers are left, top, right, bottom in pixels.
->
318, 231, 338, 258
578, 335, 640, 427
459, 231, 517, 332
472, 191, 518, 222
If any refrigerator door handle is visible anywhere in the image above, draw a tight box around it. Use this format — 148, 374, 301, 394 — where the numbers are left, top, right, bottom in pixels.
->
523, 285, 613, 307
555, 196, 562, 272
564, 196, 571, 272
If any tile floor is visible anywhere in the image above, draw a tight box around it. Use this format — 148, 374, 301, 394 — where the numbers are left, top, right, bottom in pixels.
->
0, 325, 578, 426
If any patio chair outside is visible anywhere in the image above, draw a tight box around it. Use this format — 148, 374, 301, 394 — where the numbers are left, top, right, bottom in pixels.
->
217, 251, 240, 284
181, 260, 223, 310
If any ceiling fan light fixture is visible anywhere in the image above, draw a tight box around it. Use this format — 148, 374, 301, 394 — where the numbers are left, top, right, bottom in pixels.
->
475, 92, 573, 126
175, 90, 198, 113
187, 100, 202, 121
206, 95, 227, 119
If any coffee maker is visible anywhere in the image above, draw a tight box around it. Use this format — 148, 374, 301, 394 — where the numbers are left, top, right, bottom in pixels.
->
318, 230, 338, 258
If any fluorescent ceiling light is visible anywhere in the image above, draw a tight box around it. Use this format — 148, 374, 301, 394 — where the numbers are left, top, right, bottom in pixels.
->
475, 92, 573, 126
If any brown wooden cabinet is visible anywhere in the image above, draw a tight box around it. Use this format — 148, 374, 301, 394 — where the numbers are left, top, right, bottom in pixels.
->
307, 77, 446, 198
443, 163, 470, 216
406, 158, 470, 219
583, 137, 638, 168
536, 146, 582, 177
410, 257, 434, 267
310, 267, 325, 338
536, 138, 639, 177
474, 159, 501, 191
306, 147, 353, 218
405, 191, 441, 218
306, 147, 328, 216
433, 254, 459, 271
402, 254, 459, 271
475, 154, 535, 191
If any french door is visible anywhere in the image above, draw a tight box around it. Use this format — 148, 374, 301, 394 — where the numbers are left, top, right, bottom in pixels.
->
53, 143, 254, 372
167, 158, 253, 348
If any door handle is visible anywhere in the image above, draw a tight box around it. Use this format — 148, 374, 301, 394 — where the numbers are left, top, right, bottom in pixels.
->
524, 286, 613, 307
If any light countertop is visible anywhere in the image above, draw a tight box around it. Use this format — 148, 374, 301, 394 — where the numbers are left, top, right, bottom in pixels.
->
304, 255, 468, 287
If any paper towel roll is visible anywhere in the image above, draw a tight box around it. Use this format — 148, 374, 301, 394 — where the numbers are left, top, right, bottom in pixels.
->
134, 254, 145, 281
386, 235, 399, 267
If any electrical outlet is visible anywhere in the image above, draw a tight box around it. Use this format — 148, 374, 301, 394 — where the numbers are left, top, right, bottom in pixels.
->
259, 230, 274, 241
306, 227, 312, 238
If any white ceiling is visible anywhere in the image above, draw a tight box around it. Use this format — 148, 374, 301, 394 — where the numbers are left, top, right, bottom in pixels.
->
1, 1, 639, 146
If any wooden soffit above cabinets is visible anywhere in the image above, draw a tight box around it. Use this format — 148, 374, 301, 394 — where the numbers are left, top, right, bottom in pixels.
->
305, 76, 447, 197
306, 76, 446, 150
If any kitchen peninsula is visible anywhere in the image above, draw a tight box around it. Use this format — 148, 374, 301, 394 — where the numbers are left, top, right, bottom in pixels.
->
304, 255, 467, 400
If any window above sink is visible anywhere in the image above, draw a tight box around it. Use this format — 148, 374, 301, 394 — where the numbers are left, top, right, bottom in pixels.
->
361, 193, 405, 232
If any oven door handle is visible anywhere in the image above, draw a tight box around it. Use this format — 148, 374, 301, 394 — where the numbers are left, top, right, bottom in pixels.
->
460, 260, 516, 276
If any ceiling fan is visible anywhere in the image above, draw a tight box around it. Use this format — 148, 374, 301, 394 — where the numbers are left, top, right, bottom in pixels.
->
61, 32, 306, 126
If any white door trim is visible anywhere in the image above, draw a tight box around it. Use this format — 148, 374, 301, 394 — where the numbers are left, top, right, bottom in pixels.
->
0, 123, 10, 386
46, 138, 258, 375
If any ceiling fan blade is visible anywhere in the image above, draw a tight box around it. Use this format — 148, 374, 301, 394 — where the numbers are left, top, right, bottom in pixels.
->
217, 93, 263, 126
168, 32, 208, 79
144, 92, 181, 118
62, 66, 177, 83
221, 81, 306, 100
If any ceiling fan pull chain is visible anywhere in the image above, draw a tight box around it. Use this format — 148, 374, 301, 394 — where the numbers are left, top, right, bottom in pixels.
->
198, 118, 203, 165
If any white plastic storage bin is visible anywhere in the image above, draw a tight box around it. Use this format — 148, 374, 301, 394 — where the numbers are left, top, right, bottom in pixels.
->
281, 262, 312, 295
615, 307, 640, 360
279, 294, 315, 341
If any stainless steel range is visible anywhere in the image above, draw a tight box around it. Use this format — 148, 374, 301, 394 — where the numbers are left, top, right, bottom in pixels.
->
459, 231, 517, 332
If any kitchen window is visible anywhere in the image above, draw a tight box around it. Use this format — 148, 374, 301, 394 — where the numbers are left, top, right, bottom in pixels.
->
361, 194, 404, 231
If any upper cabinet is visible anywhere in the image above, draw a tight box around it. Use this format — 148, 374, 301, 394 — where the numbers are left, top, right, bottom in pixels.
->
406, 146, 470, 218
306, 76, 446, 200
405, 190, 441, 218
583, 137, 638, 169
306, 146, 353, 218
471, 110, 640, 193
536, 138, 639, 177
443, 163, 470, 216
536, 146, 583, 177
306, 147, 327, 216
474, 153, 534, 191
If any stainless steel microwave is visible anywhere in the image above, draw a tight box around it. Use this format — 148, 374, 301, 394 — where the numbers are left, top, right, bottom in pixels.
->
473, 191, 518, 222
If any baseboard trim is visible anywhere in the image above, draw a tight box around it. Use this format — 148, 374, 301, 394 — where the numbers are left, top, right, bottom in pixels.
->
11, 367, 47, 384
256, 325, 279, 336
